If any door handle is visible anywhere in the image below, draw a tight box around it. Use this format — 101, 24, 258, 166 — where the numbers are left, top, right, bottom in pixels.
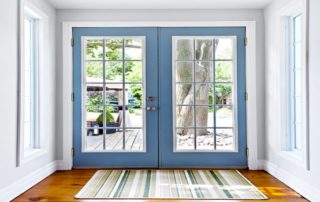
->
146, 106, 157, 111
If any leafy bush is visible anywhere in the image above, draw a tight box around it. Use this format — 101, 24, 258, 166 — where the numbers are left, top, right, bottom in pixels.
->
96, 107, 115, 123
129, 108, 134, 113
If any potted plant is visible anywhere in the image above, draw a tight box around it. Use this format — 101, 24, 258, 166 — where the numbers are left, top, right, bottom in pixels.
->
95, 107, 117, 134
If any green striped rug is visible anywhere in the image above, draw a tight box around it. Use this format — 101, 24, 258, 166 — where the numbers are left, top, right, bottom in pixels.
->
76, 170, 267, 200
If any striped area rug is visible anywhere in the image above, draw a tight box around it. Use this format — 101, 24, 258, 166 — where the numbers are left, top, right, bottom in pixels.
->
76, 170, 267, 200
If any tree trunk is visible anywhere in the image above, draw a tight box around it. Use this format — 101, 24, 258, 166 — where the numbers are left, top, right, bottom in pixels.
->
176, 39, 213, 136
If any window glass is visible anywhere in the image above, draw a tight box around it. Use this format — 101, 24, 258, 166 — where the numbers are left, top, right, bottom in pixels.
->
174, 37, 236, 151
22, 15, 39, 154
290, 14, 303, 151
84, 37, 145, 152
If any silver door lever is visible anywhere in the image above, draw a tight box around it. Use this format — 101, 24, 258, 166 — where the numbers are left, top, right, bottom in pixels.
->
146, 106, 156, 111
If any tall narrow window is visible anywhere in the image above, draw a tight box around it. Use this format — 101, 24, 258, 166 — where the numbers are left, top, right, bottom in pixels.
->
21, 14, 39, 156
290, 14, 303, 151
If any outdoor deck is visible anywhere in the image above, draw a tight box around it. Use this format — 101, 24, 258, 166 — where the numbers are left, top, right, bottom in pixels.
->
86, 129, 233, 151
86, 129, 143, 151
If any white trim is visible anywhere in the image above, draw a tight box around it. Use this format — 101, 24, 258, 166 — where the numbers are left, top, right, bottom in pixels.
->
244, 21, 259, 170
278, 0, 309, 170
259, 160, 320, 201
17, 0, 50, 167
0, 161, 58, 202
61, 21, 258, 170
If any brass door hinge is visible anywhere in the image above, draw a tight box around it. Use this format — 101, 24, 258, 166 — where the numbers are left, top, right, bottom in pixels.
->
71, 38, 74, 47
246, 147, 249, 157
245, 92, 248, 101
71, 92, 74, 102
244, 37, 248, 46
71, 147, 75, 157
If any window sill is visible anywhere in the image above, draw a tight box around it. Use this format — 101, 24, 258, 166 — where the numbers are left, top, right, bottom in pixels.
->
18, 148, 48, 166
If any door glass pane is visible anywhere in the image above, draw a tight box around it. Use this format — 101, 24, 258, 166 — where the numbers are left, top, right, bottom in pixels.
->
125, 38, 143, 60
125, 129, 143, 151
84, 37, 145, 152
85, 106, 103, 128
85, 61, 103, 83
86, 86, 103, 106
195, 83, 213, 105
173, 37, 236, 152
176, 106, 194, 127
215, 83, 233, 105
216, 128, 234, 150
125, 61, 142, 82
215, 61, 233, 82
176, 62, 193, 82
196, 128, 214, 150
196, 106, 214, 127
176, 129, 194, 150
216, 106, 233, 127
86, 128, 103, 151
105, 38, 123, 60
176, 84, 193, 105
195, 39, 213, 60
106, 61, 123, 82
215, 38, 233, 60
86, 40, 103, 60
195, 61, 213, 82
175, 39, 194, 60
105, 128, 123, 151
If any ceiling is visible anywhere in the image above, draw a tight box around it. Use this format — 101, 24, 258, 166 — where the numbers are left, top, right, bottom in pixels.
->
46, 0, 273, 9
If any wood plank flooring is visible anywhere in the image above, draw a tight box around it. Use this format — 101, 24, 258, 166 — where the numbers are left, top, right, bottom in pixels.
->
86, 129, 143, 151
13, 169, 309, 202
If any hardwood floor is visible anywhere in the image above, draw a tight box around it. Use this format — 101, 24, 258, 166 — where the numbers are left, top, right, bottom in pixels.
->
13, 169, 309, 202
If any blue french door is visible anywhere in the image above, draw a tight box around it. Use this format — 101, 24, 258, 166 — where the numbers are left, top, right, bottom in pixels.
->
73, 27, 247, 168
73, 28, 159, 167
159, 27, 247, 168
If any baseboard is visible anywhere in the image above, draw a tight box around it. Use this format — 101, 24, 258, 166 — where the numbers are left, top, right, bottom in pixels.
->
0, 161, 58, 202
259, 160, 320, 201
57, 160, 72, 170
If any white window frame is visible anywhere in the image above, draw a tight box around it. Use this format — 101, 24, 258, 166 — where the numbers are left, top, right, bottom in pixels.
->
172, 36, 238, 152
80, 36, 147, 153
17, 2, 49, 166
279, 0, 309, 169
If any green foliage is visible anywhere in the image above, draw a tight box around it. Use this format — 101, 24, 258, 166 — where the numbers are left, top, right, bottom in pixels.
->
96, 107, 115, 123
86, 38, 143, 105
86, 41, 103, 59
86, 62, 103, 79
215, 84, 232, 104
129, 84, 142, 105
129, 108, 134, 113
215, 61, 232, 104
215, 62, 232, 81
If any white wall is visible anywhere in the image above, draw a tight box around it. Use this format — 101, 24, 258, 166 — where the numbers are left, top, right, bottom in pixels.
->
264, 0, 320, 200
55, 9, 266, 161
0, 0, 57, 200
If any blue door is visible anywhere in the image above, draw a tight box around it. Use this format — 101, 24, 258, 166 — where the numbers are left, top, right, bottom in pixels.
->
73, 27, 247, 168
73, 28, 159, 167
158, 27, 247, 168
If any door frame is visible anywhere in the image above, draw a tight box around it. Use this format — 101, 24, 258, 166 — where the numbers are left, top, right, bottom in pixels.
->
60, 21, 258, 170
